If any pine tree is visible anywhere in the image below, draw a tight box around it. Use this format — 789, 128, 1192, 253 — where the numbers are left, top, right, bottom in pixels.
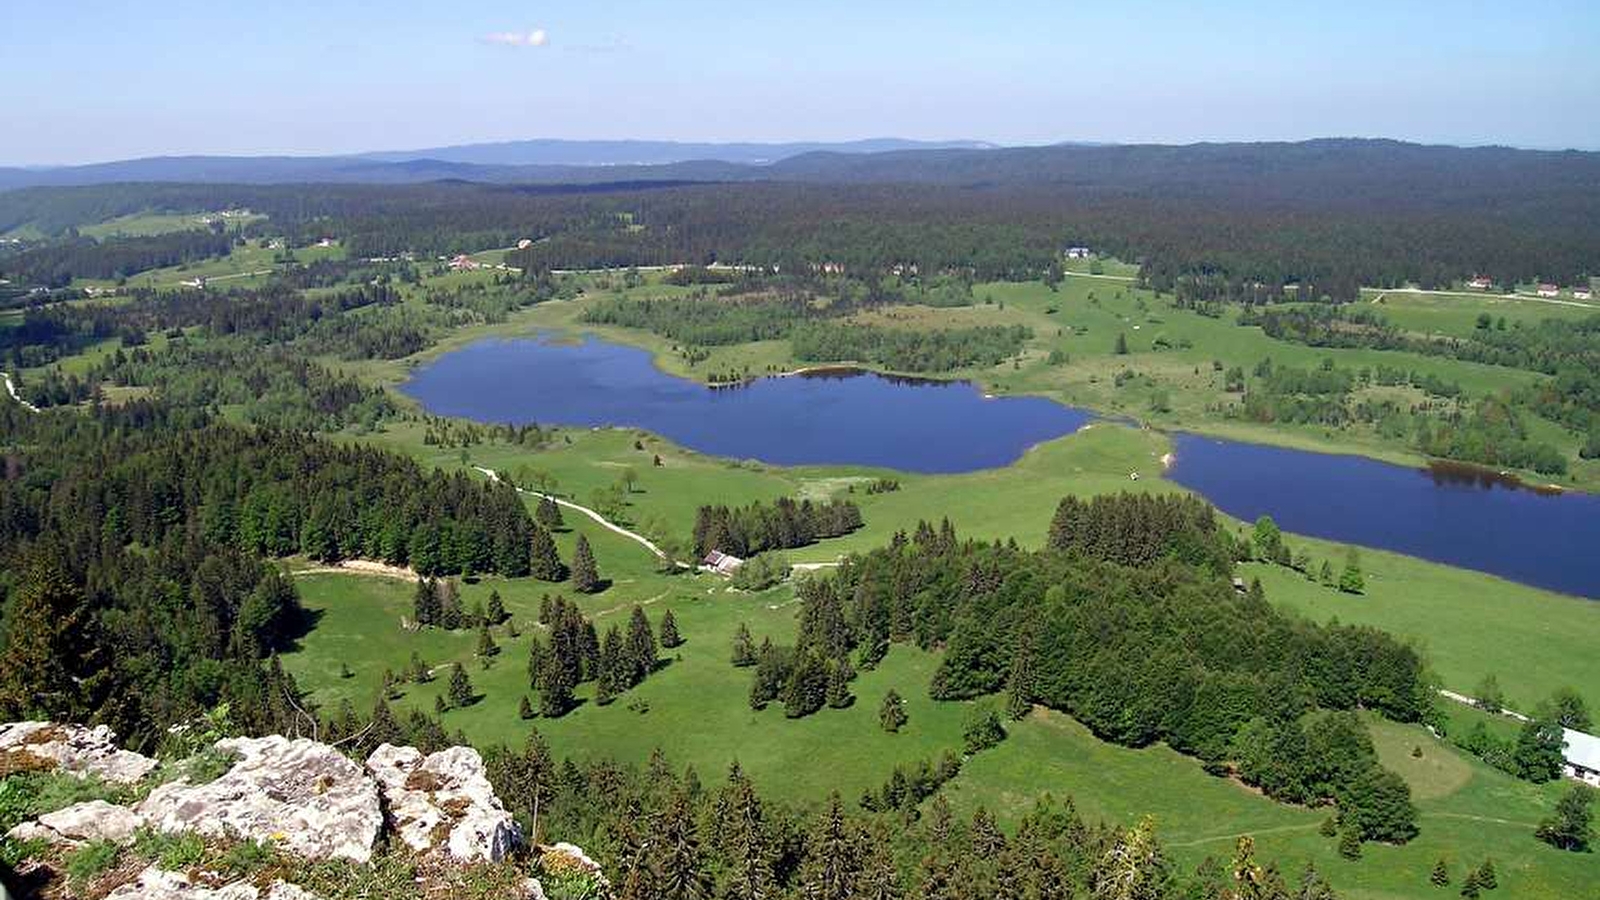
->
1339, 547, 1365, 594
1431, 859, 1450, 887
731, 622, 757, 666
369, 698, 403, 746
1475, 859, 1496, 890
660, 608, 683, 648
1115, 332, 1130, 354
412, 576, 439, 627
467, 598, 486, 629
1459, 871, 1481, 899
571, 534, 601, 593
536, 495, 565, 531
826, 658, 855, 709
627, 605, 657, 684
1338, 825, 1362, 860
880, 690, 908, 733
1005, 629, 1036, 721
598, 625, 627, 704
486, 589, 506, 625
476, 623, 500, 657
781, 649, 828, 718
529, 525, 566, 582
409, 651, 430, 683
799, 793, 861, 900
539, 653, 575, 718
1535, 784, 1593, 851
447, 662, 474, 708
518, 695, 535, 720
652, 789, 711, 900
439, 579, 463, 629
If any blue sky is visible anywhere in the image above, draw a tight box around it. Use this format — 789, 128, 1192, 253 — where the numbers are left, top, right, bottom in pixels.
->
7, 0, 1599, 164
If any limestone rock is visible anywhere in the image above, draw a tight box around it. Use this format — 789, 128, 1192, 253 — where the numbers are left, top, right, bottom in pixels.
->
0, 721, 157, 784
365, 743, 522, 862
6, 799, 144, 846
105, 866, 319, 899
138, 735, 381, 864
542, 841, 605, 879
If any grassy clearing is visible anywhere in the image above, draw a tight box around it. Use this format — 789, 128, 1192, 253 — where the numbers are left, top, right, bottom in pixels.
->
78, 210, 264, 239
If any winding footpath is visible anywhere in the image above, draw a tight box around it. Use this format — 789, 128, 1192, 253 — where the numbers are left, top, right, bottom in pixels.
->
472, 465, 673, 561
1, 372, 39, 413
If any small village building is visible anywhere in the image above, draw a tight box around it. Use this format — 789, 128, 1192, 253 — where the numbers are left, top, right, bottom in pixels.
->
517, 238, 534, 250
702, 550, 744, 576
1467, 275, 1493, 290
1575, 288, 1594, 301
1065, 246, 1092, 259
1563, 728, 1600, 786
448, 254, 480, 271
1537, 283, 1560, 298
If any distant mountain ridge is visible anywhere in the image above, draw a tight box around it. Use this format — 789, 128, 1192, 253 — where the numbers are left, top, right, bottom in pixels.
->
355, 137, 997, 167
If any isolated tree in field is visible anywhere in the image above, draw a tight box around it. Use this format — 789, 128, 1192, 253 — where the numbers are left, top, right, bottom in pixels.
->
529, 526, 566, 582
731, 623, 757, 667
659, 609, 683, 648
878, 690, 908, 733
1536, 784, 1594, 851
1339, 547, 1365, 594
486, 589, 506, 625
1252, 515, 1283, 561
467, 598, 486, 628
518, 695, 535, 720
571, 534, 601, 593
620, 466, 640, 493
409, 651, 430, 683
1114, 332, 1129, 354
535, 496, 565, 530
1431, 858, 1450, 886
1547, 686, 1592, 730
598, 625, 627, 703
476, 624, 500, 658
1318, 559, 1335, 585
626, 605, 657, 684
446, 663, 474, 708
1459, 870, 1481, 899
1474, 859, 1497, 890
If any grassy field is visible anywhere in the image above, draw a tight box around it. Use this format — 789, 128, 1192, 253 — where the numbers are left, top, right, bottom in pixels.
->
77, 209, 264, 239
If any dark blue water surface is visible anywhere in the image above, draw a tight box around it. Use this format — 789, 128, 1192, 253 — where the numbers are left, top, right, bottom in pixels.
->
404, 334, 1600, 598
402, 335, 1091, 472
1166, 434, 1600, 598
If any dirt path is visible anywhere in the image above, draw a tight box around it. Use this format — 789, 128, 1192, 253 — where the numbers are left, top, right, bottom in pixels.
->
1166, 823, 1321, 848
473, 465, 676, 562
289, 559, 420, 581
1, 372, 39, 413
1437, 688, 1530, 722
1062, 271, 1137, 282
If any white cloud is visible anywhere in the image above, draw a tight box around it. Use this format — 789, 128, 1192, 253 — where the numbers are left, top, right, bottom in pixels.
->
483, 29, 548, 48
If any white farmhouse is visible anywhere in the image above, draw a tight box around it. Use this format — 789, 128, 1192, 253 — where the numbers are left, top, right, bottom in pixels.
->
1564, 728, 1600, 787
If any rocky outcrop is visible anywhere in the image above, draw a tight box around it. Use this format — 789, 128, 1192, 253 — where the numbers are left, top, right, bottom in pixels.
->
137, 735, 382, 864
365, 743, 522, 862
0, 721, 157, 784
6, 799, 143, 847
105, 866, 318, 899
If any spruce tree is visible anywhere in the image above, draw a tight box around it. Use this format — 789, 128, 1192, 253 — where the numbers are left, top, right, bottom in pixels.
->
660, 608, 683, 648
536, 495, 565, 531
447, 662, 474, 708
599, 625, 627, 703
409, 651, 430, 683
731, 622, 757, 667
1339, 547, 1366, 594
652, 789, 712, 900
627, 605, 657, 684
1535, 784, 1594, 851
880, 690, 908, 733
781, 649, 828, 718
1459, 871, 1481, 899
826, 658, 854, 709
518, 695, 535, 720
486, 589, 506, 625
1338, 825, 1362, 860
571, 534, 601, 593
439, 580, 463, 629
476, 623, 500, 657
369, 697, 403, 746
1475, 859, 1496, 890
799, 793, 862, 900
529, 526, 566, 582
539, 653, 575, 718
1431, 858, 1450, 887
412, 576, 439, 627
1005, 630, 1036, 721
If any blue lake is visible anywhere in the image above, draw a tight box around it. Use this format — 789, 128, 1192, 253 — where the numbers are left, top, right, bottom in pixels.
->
403, 334, 1600, 598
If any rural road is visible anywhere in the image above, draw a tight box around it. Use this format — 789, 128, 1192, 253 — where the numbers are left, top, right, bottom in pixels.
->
473, 465, 674, 562
1436, 688, 1531, 722
1, 372, 39, 413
